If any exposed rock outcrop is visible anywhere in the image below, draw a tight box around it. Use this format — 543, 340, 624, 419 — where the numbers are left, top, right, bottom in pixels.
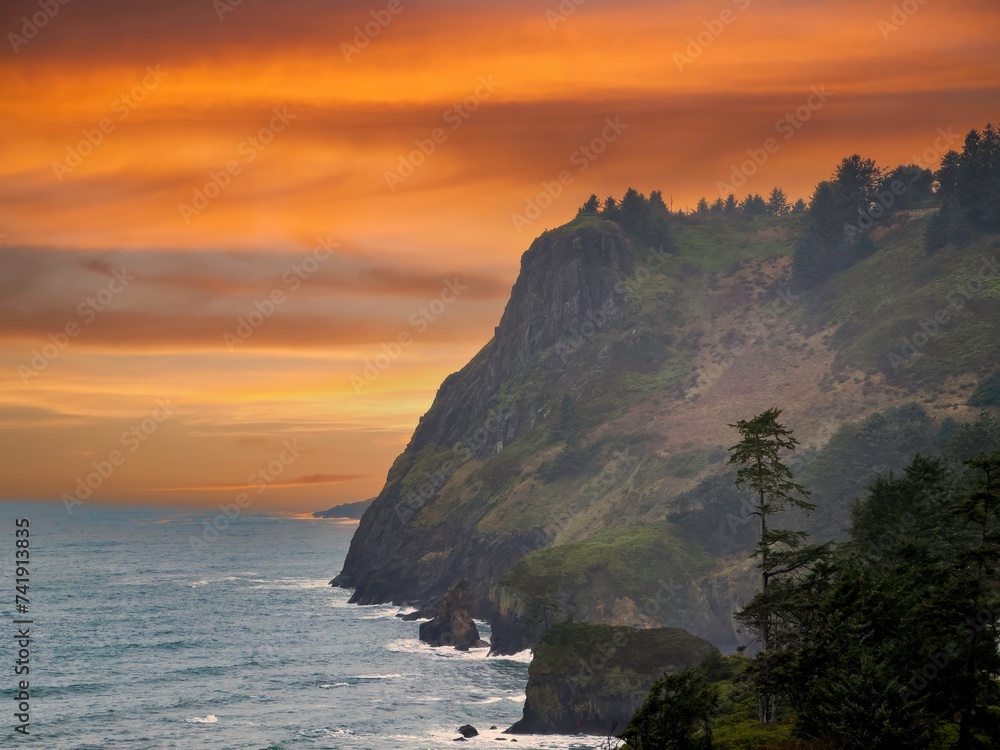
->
331, 222, 636, 611
419, 581, 488, 650
507, 621, 717, 736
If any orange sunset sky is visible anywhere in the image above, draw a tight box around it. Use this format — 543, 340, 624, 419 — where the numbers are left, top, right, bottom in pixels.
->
0, 0, 998, 511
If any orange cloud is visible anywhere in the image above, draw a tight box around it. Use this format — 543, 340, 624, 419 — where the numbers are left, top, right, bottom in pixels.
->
0, 0, 997, 509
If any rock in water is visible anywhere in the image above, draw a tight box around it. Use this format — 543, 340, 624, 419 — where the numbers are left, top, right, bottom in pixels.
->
418, 581, 488, 650
457, 724, 478, 737
507, 621, 717, 735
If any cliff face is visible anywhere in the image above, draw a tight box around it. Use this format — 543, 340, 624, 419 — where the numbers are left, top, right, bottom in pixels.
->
332, 221, 637, 611
508, 621, 717, 735
332, 209, 1000, 647
489, 521, 753, 654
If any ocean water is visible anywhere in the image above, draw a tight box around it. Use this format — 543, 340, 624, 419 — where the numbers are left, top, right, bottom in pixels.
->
0, 502, 600, 749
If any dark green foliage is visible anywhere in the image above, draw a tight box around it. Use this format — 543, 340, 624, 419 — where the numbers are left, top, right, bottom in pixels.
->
767, 187, 790, 216
969, 371, 1000, 407
767, 451, 1000, 748
576, 187, 674, 249
930, 122, 1000, 242
538, 394, 589, 481
643, 410, 1000, 746
792, 153, 942, 285
925, 201, 951, 252
728, 408, 814, 524
791, 154, 884, 288
536, 442, 590, 482
620, 668, 718, 750
939, 411, 1000, 465
551, 393, 581, 442
579, 194, 601, 215
728, 408, 814, 723
880, 164, 935, 211
797, 403, 939, 539
741, 193, 768, 216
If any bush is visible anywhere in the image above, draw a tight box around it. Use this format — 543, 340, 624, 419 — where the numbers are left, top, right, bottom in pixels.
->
621, 668, 718, 750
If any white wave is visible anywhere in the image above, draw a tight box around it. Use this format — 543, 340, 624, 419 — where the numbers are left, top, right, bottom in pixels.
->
355, 609, 408, 620
319, 682, 351, 689
491, 649, 534, 664
356, 673, 408, 679
295, 726, 355, 739
466, 690, 527, 705
185, 714, 218, 724
247, 578, 330, 590
419, 724, 612, 748
188, 576, 241, 588
386, 639, 493, 660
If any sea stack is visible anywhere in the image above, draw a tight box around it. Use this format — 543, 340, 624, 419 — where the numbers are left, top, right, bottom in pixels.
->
418, 580, 489, 650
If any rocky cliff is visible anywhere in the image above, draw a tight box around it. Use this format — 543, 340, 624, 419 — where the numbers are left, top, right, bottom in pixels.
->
332, 220, 638, 613
507, 621, 717, 735
332, 208, 1000, 649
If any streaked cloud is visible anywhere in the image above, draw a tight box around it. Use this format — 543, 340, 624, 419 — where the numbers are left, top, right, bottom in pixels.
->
0, 0, 996, 509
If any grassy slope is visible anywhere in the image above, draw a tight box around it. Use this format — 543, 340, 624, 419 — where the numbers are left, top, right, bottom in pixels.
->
827, 213, 1000, 386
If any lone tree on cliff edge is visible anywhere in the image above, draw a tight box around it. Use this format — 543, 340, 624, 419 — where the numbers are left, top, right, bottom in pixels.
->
728, 407, 814, 723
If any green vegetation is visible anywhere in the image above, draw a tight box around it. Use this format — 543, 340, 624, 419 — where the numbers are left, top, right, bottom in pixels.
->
970, 372, 1000, 407
727, 409, 819, 723
624, 427, 1000, 749
930, 124, 1000, 249
501, 520, 710, 606
823, 220, 1000, 385
621, 668, 718, 750
792, 155, 934, 288
577, 187, 674, 249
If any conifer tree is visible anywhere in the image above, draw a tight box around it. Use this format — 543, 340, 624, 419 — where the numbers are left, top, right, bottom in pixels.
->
728, 408, 814, 722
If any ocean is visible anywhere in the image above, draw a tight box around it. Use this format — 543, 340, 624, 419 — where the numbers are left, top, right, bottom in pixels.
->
0, 502, 599, 749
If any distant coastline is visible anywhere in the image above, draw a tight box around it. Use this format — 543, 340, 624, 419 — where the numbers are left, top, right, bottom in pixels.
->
312, 498, 374, 520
